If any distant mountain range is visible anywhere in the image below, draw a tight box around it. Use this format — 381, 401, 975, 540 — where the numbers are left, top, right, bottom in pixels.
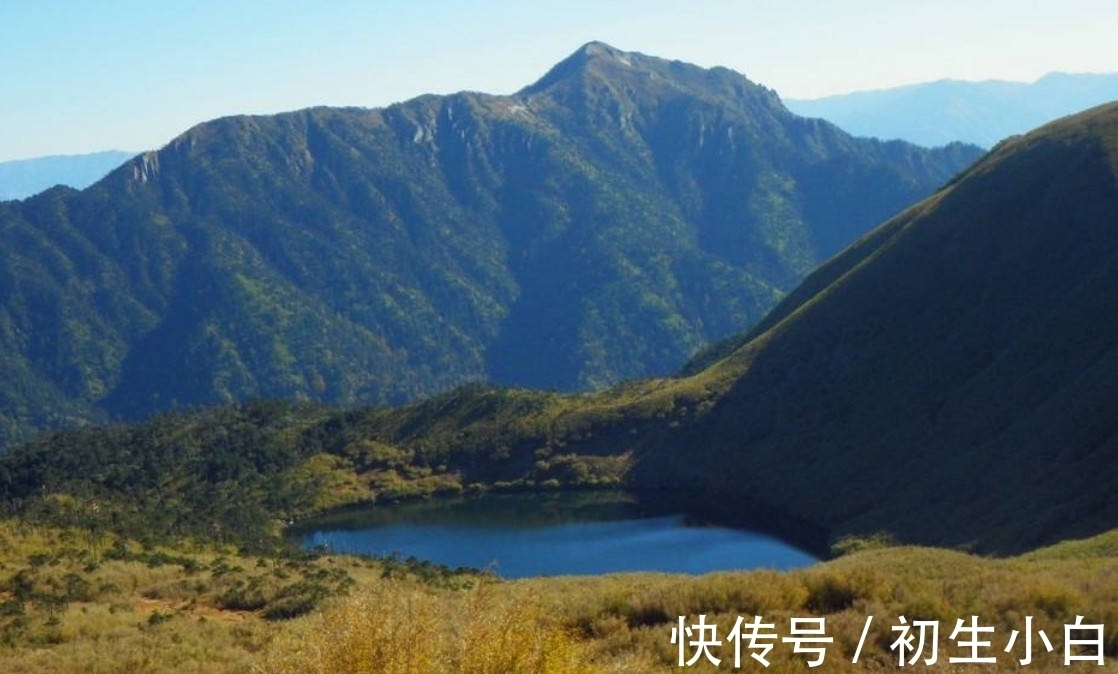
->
0, 42, 980, 447
0, 151, 135, 200
785, 72, 1118, 148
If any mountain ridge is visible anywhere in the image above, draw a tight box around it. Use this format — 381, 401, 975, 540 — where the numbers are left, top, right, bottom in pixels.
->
785, 71, 1118, 148
0, 42, 980, 448
0, 150, 135, 201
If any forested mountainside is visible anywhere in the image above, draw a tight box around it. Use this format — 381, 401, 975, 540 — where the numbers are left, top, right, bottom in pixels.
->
0, 42, 979, 447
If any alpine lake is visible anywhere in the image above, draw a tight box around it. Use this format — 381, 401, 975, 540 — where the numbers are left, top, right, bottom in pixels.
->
292, 490, 821, 578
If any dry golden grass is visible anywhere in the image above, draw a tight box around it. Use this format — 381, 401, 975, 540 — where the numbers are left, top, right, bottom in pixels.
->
255, 531, 1118, 674
0, 521, 379, 673
261, 580, 596, 674
2, 521, 1117, 673
0, 605, 273, 674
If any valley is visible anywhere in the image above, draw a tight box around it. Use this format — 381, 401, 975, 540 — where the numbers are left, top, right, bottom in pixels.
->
2, 40, 1117, 674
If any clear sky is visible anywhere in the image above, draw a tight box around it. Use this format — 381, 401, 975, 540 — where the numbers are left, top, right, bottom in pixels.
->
2, 0, 1116, 162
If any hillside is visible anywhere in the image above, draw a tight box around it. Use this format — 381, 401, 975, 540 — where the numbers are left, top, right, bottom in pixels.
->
650, 102, 1118, 552
0, 42, 979, 448
0, 150, 135, 200
785, 71, 1118, 148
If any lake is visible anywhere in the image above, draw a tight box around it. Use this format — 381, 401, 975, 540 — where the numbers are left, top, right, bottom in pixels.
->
295, 490, 819, 578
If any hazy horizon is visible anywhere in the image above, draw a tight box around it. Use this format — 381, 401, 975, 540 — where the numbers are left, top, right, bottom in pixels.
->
2, 0, 1116, 162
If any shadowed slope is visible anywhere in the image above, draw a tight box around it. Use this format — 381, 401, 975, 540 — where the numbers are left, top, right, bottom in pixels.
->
650, 103, 1118, 552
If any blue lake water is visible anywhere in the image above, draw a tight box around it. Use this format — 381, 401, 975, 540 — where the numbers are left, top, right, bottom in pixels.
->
296, 491, 819, 578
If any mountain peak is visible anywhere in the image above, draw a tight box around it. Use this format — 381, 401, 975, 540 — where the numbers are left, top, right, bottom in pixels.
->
575, 40, 621, 58
521, 41, 644, 93
563, 40, 642, 66
518, 41, 783, 115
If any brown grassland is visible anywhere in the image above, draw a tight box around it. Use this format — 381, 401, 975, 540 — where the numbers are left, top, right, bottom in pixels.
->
0, 520, 1115, 673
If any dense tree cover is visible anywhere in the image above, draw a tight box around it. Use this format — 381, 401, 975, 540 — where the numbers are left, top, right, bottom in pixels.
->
0, 42, 980, 448
0, 391, 645, 548
0, 401, 330, 549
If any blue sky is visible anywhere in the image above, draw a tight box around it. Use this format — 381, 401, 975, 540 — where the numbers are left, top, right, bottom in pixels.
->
1, 0, 1116, 162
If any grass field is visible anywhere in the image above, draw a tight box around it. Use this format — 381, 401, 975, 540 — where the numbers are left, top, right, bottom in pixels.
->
1, 520, 1115, 673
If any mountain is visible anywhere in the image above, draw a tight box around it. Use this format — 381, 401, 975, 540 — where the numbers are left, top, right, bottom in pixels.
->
6, 103, 1117, 555
322, 101, 1118, 553
785, 72, 1118, 148
0, 42, 980, 448
0, 151, 135, 200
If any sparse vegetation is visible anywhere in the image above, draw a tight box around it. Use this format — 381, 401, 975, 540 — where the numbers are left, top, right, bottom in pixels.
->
1, 518, 1115, 673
